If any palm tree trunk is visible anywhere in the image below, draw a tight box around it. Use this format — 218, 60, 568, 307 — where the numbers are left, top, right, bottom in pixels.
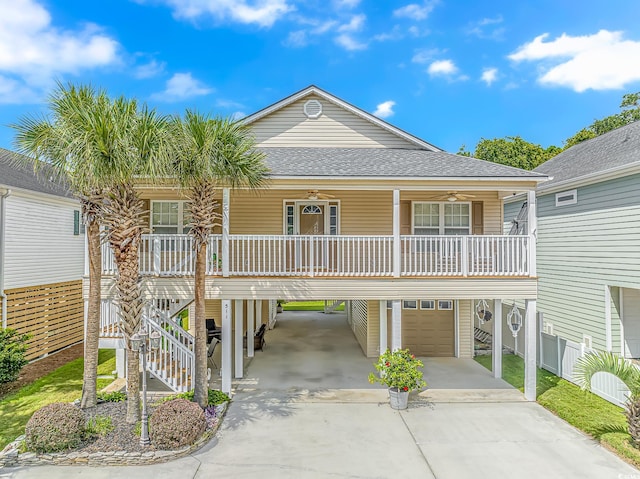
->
126, 347, 141, 423
193, 241, 208, 408
80, 218, 101, 408
627, 396, 640, 446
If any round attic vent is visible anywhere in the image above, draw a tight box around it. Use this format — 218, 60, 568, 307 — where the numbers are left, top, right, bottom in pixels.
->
303, 99, 323, 119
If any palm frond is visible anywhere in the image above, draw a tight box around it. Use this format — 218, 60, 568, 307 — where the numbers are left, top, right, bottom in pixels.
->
574, 350, 640, 396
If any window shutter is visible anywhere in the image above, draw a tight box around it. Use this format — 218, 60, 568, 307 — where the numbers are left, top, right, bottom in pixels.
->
400, 201, 411, 234
472, 202, 484, 235
73, 210, 80, 235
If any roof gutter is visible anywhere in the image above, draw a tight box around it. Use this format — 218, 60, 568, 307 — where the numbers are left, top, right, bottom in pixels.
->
0, 188, 11, 329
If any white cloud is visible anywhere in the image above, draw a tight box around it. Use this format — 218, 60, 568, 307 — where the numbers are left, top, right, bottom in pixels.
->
150, 0, 294, 28
134, 59, 166, 79
0, 0, 120, 102
284, 30, 308, 47
466, 15, 504, 40
509, 30, 640, 91
335, 33, 367, 51
411, 48, 442, 64
393, 1, 437, 21
231, 111, 247, 120
338, 14, 365, 32
373, 100, 395, 118
333, 0, 360, 8
481, 67, 498, 86
373, 26, 403, 42
428, 59, 458, 76
151, 73, 213, 102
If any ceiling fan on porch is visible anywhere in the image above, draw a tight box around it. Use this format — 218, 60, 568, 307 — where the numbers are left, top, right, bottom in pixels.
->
302, 189, 335, 200
429, 191, 476, 202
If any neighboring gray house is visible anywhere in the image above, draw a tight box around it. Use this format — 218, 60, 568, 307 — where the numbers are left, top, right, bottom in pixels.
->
505, 121, 640, 365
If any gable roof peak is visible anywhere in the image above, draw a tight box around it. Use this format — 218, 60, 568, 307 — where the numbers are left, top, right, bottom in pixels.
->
242, 85, 442, 152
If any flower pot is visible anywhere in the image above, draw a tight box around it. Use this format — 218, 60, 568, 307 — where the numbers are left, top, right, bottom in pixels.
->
388, 387, 409, 410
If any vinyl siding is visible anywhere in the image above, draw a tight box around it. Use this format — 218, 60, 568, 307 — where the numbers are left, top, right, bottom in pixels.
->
531, 176, 640, 350
250, 94, 419, 149
458, 300, 473, 358
4, 193, 84, 289
351, 300, 368, 354
366, 300, 381, 357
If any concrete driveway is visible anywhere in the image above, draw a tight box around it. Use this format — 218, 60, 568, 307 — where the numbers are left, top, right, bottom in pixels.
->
6, 311, 640, 479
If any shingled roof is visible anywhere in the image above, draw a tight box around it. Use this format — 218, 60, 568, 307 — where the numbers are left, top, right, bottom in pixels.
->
534, 120, 640, 189
260, 147, 547, 179
0, 148, 73, 198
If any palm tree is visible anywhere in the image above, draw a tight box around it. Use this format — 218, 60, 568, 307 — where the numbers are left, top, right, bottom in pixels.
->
574, 350, 640, 444
170, 111, 268, 407
14, 85, 172, 423
13, 84, 110, 409
99, 100, 172, 423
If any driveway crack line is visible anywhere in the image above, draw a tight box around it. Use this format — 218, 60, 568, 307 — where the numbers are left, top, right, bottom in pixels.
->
399, 411, 439, 479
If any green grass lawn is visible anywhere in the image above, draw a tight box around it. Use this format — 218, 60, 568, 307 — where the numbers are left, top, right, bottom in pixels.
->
475, 354, 640, 467
282, 300, 344, 311
0, 349, 116, 449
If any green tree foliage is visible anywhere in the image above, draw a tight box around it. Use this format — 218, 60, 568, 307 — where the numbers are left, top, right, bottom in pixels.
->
471, 136, 559, 170
565, 91, 640, 148
0, 329, 29, 384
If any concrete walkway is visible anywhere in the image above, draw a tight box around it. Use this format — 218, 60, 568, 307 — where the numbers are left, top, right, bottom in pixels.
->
5, 311, 639, 478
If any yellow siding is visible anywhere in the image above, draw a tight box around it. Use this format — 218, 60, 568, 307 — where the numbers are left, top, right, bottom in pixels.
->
366, 300, 381, 357
458, 299, 473, 358
250, 94, 419, 149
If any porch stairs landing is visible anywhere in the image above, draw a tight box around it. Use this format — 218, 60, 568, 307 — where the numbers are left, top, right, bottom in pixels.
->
99, 300, 195, 393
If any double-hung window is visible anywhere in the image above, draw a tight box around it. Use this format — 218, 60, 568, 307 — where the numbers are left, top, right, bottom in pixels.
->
413, 203, 470, 235
151, 201, 191, 234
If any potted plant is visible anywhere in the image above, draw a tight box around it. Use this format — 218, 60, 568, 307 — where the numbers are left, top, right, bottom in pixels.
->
368, 349, 426, 410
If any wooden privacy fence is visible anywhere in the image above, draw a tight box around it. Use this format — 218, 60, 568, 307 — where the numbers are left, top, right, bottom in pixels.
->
5, 280, 84, 360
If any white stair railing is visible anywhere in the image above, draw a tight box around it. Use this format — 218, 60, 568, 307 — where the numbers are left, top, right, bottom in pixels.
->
324, 300, 345, 314
143, 303, 195, 392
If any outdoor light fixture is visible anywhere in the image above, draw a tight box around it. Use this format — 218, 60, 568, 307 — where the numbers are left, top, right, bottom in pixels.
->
131, 329, 161, 446
507, 302, 522, 338
475, 299, 492, 324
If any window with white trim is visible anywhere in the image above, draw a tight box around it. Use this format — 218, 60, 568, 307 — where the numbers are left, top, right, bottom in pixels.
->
285, 204, 295, 235
403, 300, 417, 310
420, 300, 435, 310
151, 201, 191, 234
438, 300, 453, 310
413, 202, 470, 235
555, 189, 577, 207
329, 204, 338, 235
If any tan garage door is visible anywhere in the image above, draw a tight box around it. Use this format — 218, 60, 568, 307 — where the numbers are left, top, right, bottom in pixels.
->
401, 306, 455, 357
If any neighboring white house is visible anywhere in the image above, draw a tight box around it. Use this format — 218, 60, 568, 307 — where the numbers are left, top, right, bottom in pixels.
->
0, 148, 85, 360
504, 121, 640, 405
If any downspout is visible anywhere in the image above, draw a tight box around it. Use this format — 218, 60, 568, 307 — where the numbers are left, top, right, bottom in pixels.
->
0, 188, 11, 329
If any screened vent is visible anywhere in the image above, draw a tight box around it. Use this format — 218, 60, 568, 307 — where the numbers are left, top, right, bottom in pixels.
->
583, 334, 593, 349
543, 322, 554, 335
303, 99, 323, 119
555, 189, 577, 207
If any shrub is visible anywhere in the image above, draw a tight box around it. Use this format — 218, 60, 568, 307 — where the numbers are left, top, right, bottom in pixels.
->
0, 329, 29, 384
161, 389, 230, 406
97, 391, 126, 402
150, 398, 206, 450
25, 403, 86, 452
368, 349, 427, 392
86, 416, 114, 437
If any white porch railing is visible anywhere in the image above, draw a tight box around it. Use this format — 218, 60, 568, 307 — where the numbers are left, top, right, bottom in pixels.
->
98, 299, 195, 392
101, 234, 530, 278
400, 235, 530, 277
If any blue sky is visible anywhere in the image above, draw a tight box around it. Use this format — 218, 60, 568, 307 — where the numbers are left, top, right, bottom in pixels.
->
1, 0, 640, 153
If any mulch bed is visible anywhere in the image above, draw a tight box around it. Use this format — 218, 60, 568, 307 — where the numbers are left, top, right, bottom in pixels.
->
80, 401, 158, 453
0, 343, 84, 399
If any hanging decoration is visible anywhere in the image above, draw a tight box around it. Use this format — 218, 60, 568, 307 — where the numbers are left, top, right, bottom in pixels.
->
475, 299, 492, 324
507, 302, 522, 338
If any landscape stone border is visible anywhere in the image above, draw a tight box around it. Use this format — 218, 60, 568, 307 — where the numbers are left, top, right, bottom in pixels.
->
0, 403, 227, 468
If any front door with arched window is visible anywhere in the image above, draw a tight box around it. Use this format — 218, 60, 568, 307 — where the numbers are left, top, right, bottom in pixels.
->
299, 204, 325, 235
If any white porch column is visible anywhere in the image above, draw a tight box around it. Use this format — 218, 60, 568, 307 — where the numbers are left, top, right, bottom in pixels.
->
256, 299, 263, 330
393, 189, 400, 278
234, 299, 243, 378
379, 300, 387, 354
391, 300, 402, 351
221, 299, 232, 394
492, 300, 503, 379
222, 188, 230, 278
604, 286, 612, 351
524, 299, 537, 401
115, 348, 126, 379
247, 300, 255, 358
527, 190, 537, 277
